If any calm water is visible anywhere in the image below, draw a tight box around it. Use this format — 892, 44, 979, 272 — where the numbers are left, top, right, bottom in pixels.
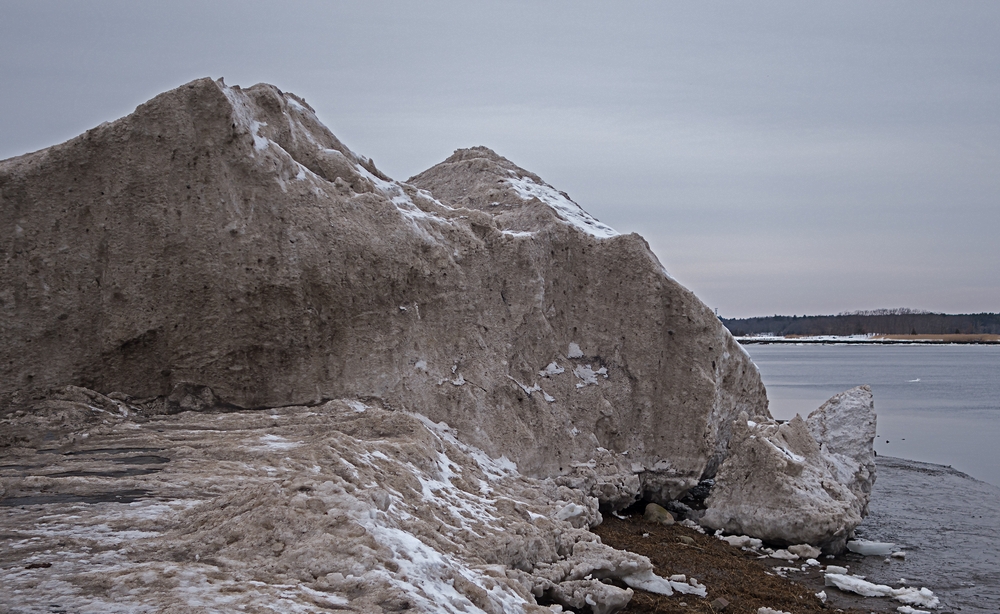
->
849, 457, 1000, 613
744, 344, 1000, 487
744, 344, 1000, 612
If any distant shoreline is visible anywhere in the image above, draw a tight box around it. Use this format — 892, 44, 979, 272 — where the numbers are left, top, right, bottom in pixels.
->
722, 311, 1000, 338
737, 333, 1000, 345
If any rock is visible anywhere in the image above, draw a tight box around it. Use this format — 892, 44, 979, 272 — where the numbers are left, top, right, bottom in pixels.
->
710, 596, 730, 610
678, 535, 695, 545
0, 78, 768, 513
665, 499, 692, 518
643, 502, 675, 525
700, 386, 877, 551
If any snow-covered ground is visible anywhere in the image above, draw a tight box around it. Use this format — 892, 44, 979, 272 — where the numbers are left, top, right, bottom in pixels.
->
0, 398, 701, 613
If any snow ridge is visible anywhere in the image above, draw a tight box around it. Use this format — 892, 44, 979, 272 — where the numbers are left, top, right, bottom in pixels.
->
506, 174, 618, 239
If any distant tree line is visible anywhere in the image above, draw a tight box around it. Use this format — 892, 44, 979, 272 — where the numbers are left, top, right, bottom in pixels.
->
721, 311, 1000, 336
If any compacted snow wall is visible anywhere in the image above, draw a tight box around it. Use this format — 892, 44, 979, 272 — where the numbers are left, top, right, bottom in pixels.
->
0, 78, 768, 507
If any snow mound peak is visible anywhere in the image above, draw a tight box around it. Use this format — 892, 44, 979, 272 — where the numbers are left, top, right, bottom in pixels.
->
408, 146, 617, 238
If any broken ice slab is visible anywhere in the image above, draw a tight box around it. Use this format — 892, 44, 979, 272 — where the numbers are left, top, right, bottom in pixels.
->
846, 539, 896, 555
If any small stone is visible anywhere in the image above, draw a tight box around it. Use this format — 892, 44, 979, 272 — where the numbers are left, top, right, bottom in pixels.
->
643, 502, 675, 525
710, 596, 730, 610
678, 535, 695, 545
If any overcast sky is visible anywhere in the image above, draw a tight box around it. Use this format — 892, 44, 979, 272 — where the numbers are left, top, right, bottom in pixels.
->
2, 1, 998, 318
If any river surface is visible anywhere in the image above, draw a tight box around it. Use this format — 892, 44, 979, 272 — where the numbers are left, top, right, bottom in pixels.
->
744, 343, 1000, 486
744, 344, 1000, 612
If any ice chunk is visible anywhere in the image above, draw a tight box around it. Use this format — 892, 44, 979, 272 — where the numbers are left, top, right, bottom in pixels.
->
897, 606, 930, 614
567, 342, 584, 359
847, 539, 896, 556
824, 573, 893, 597
622, 569, 673, 595
824, 565, 849, 575
770, 549, 798, 561
891, 587, 939, 609
719, 534, 761, 549
674, 577, 707, 597
788, 544, 821, 559
758, 608, 792, 614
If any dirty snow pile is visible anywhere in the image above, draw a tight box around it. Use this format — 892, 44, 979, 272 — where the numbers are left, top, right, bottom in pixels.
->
0, 394, 703, 613
701, 386, 877, 552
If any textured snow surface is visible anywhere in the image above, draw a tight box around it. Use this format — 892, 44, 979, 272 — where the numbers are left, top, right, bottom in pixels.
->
0, 400, 694, 613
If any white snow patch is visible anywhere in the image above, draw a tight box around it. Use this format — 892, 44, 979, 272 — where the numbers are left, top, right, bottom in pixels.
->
573, 364, 605, 387
346, 400, 368, 413
412, 414, 517, 481
365, 525, 511, 613
506, 176, 617, 238
762, 437, 805, 463
539, 362, 565, 377
567, 342, 584, 359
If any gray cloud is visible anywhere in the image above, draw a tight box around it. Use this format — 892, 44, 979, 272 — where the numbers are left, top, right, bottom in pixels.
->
2, 0, 998, 317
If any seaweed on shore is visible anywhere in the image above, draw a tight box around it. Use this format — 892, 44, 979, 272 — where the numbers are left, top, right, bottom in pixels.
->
594, 513, 898, 614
